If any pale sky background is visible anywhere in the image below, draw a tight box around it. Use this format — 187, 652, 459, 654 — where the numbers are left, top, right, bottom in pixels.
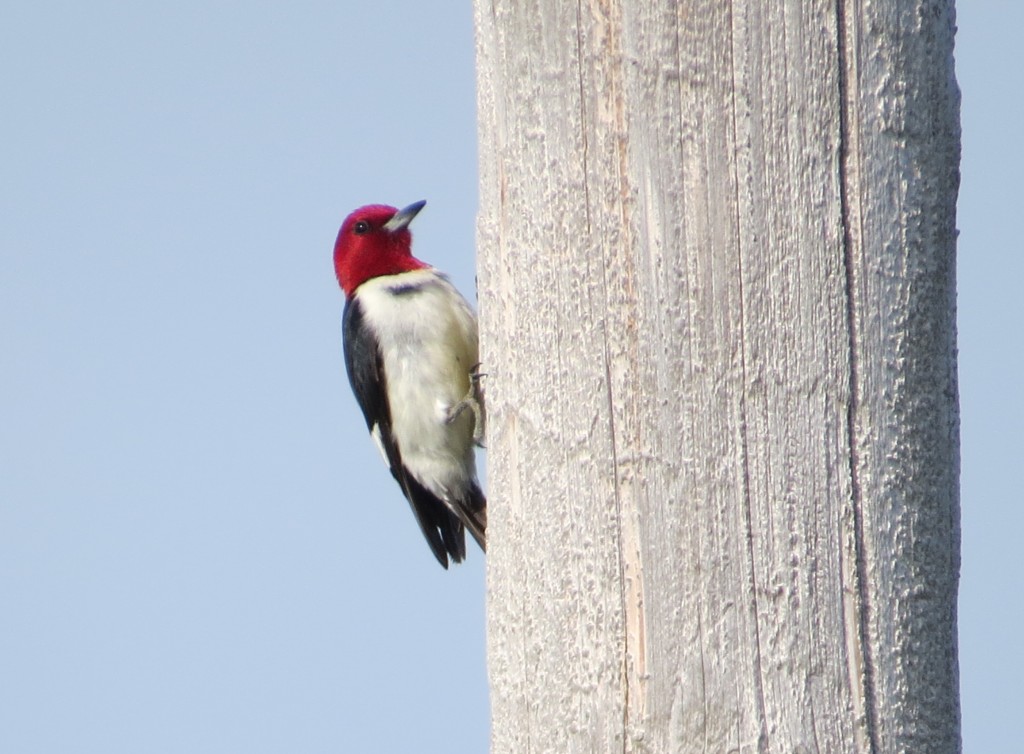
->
0, 2, 1017, 752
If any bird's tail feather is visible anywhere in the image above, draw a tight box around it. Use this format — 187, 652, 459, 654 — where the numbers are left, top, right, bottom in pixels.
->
458, 482, 487, 553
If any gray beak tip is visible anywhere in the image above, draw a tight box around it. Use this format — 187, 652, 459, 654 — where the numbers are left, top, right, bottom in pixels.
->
384, 200, 427, 232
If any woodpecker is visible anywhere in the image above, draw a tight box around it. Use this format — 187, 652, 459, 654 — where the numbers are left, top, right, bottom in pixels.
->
333, 200, 486, 568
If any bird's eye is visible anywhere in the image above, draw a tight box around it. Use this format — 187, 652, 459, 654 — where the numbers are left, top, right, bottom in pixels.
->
354, 221, 370, 235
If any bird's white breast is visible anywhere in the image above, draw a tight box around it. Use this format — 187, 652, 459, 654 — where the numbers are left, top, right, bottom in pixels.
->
355, 269, 479, 495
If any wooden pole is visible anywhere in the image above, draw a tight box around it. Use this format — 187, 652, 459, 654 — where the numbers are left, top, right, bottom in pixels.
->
475, 1, 961, 751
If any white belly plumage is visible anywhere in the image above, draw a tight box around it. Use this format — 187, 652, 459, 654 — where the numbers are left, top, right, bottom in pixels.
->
355, 269, 479, 499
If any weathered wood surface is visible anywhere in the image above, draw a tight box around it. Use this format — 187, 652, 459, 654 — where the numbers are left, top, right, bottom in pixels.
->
475, 1, 960, 752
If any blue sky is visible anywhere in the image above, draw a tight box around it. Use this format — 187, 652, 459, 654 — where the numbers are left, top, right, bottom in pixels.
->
0, 2, 1018, 752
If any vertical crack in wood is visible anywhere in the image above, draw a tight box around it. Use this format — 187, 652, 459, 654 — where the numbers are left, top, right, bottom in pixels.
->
600, 338, 629, 754
575, 0, 593, 235
575, 2, 631, 747
586, 2, 647, 749
834, 1, 880, 751
726, 2, 769, 751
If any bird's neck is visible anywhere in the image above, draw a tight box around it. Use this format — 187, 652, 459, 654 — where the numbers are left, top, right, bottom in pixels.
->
338, 251, 428, 298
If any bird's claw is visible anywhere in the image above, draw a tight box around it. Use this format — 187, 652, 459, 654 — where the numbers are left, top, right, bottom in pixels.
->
447, 364, 486, 446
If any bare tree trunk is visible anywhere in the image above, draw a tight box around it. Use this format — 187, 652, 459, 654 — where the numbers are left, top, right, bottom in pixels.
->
474, 1, 960, 753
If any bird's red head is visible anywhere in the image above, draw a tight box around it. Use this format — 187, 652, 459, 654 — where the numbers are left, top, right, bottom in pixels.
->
333, 201, 429, 298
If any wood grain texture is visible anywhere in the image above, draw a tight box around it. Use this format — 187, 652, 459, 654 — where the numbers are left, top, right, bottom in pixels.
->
474, 1, 960, 752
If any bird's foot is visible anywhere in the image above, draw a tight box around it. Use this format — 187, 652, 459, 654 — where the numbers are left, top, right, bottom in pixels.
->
446, 364, 486, 446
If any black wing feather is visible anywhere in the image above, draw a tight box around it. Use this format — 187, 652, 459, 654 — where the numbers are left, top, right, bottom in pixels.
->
342, 297, 468, 568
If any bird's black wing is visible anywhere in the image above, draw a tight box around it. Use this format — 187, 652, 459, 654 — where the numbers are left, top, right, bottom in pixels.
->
342, 297, 466, 568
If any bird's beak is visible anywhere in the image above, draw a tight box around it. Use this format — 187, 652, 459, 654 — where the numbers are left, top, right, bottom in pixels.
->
383, 200, 427, 233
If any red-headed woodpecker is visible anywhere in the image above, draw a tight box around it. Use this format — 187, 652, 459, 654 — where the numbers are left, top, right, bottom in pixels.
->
333, 200, 486, 568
